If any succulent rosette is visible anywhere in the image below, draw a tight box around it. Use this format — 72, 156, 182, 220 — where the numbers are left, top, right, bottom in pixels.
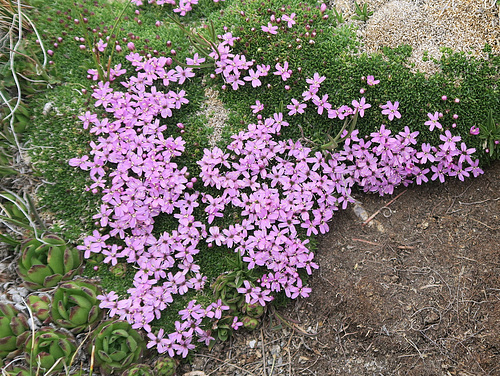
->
24, 327, 77, 372
90, 320, 146, 375
17, 234, 82, 290
0, 303, 30, 361
27, 294, 51, 322
120, 364, 154, 376
51, 279, 102, 333
153, 357, 178, 376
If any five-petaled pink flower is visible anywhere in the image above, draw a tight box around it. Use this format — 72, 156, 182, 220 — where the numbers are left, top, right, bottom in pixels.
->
261, 22, 278, 34
287, 98, 307, 116
380, 101, 401, 121
366, 75, 380, 86
425, 112, 442, 131
282, 13, 296, 28
352, 97, 371, 117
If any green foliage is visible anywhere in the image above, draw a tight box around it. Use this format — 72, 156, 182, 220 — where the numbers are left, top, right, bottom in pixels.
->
1, 365, 30, 376
351, 1, 373, 22
27, 294, 51, 322
90, 320, 146, 375
479, 109, 500, 159
0, 190, 46, 246
0, 303, 30, 361
24, 327, 77, 372
17, 234, 82, 290
120, 364, 154, 376
153, 357, 178, 376
211, 253, 258, 312
241, 316, 259, 330
51, 279, 103, 333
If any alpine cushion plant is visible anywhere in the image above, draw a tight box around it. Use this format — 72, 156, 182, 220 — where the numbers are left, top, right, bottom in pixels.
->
66, 1, 486, 361
70, 43, 484, 360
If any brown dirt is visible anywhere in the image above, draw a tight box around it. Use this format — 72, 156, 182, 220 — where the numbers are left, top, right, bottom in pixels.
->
186, 161, 500, 376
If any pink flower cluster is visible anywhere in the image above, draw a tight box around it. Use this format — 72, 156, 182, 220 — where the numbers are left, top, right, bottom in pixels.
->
71, 54, 219, 356
69, 32, 484, 356
131, 0, 224, 15
333, 125, 482, 196
210, 31, 300, 90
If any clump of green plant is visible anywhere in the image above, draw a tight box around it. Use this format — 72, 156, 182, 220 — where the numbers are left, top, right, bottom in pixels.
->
0, 303, 30, 362
26, 294, 51, 323
478, 109, 500, 159
0, 190, 46, 246
89, 320, 146, 375
17, 234, 82, 290
351, 1, 373, 22
120, 364, 154, 376
1, 364, 30, 376
24, 326, 77, 373
51, 279, 103, 333
153, 357, 178, 376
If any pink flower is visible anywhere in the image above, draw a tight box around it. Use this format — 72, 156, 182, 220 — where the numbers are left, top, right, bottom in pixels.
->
274, 61, 292, 81
469, 126, 480, 135
251, 100, 264, 114
380, 101, 401, 121
261, 22, 278, 34
425, 112, 442, 131
287, 98, 307, 116
96, 39, 107, 52
351, 97, 371, 117
366, 75, 380, 86
282, 13, 296, 28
